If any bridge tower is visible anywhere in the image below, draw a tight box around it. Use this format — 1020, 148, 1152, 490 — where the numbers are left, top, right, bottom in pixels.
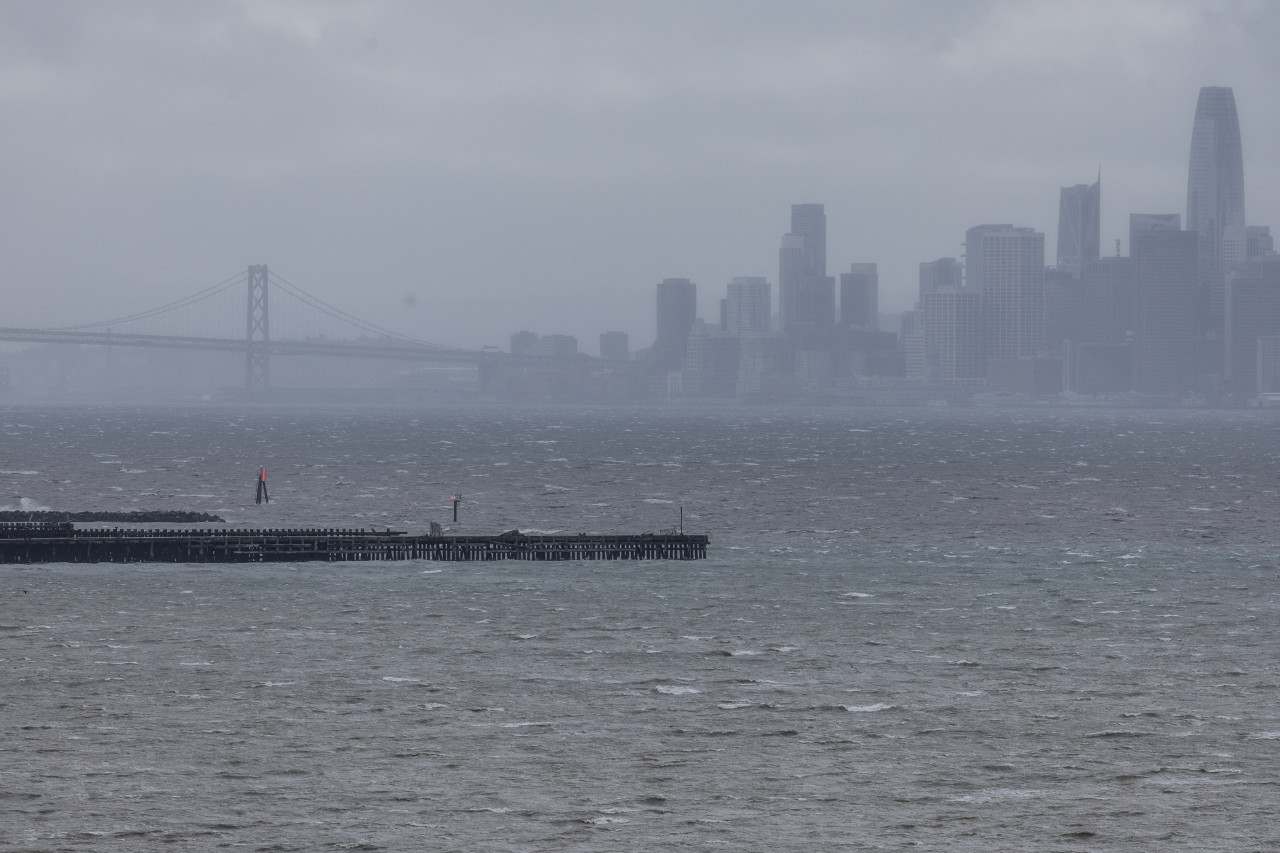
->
245, 264, 270, 391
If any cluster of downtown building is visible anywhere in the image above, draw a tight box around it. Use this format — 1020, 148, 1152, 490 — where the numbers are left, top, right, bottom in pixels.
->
499, 86, 1279, 406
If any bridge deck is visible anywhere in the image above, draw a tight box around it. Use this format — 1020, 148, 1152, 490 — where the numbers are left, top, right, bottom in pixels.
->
0, 524, 708, 563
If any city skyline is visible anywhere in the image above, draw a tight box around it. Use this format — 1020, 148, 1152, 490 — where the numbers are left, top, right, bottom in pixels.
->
2, 2, 1280, 352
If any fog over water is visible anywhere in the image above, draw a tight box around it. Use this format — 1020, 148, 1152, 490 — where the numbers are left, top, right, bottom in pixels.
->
3, 404, 1280, 850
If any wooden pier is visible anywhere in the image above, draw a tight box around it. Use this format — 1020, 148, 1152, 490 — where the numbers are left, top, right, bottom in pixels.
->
0, 522, 708, 564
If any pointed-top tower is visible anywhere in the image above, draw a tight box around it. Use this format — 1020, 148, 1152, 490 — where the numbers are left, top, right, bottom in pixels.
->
1056, 169, 1101, 278
1187, 86, 1246, 324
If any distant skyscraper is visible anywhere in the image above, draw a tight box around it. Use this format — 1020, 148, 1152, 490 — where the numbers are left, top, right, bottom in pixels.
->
965, 224, 1045, 366
919, 259, 983, 385
1130, 214, 1199, 396
655, 278, 696, 371
1057, 175, 1101, 277
1079, 256, 1133, 345
1225, 258, 1280, 401
839, 263, 879, 329
789, 203, 826, 278
1187, 86, 1246, 324
779, 204, 833, 332
1246, 225, 1275, 260
919, 257, 962, 294
721, 277, 771, 335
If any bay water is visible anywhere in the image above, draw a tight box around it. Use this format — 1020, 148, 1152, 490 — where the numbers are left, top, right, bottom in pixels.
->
3, 404, 1279, 850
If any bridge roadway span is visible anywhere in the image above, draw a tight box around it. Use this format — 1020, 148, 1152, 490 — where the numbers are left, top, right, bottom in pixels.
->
0, 328, 488, 364
0, 523, 709, 563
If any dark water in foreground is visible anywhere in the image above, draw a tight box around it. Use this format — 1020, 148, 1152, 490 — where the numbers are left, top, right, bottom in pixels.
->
3, 405, 1280, 851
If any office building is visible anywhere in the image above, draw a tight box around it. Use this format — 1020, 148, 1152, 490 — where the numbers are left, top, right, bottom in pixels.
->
1043, 267, 1080, 356
840, 263, 879, 329
720, 277, 771, 335
1247, 226, 1275, 260
919, 257, 962, 293
1131, 214, 1199, 396
901, 309, 924, 380
682, 320, 741, 397
917, 258, 982, 385
1079, 257, 1134, 345
510, 330, 539, 356
965, 224, 1045, 366
779, 204, 834, 331
1187, 86, 1246, 324
1224, 258, 1280, 401
654, 278, 696, 371
1057, 176, 1101, 277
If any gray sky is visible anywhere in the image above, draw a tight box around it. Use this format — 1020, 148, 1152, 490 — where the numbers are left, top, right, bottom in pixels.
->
3, 0, 1279, 351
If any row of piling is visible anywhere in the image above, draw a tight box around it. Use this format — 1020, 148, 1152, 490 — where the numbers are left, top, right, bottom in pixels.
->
0, 524, 708, 563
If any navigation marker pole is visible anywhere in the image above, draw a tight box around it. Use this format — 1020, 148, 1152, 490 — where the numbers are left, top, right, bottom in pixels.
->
452, 493, 461, 523
256, 468, 269, 505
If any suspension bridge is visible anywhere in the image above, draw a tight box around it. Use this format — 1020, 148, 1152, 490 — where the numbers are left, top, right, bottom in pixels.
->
0, 265, 491, 392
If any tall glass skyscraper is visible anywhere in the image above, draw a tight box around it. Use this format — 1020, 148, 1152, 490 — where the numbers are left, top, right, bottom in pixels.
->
1131, 214, 1199, 395
654, 277, 697, 371
1057, 175, 1100, 277
1187, 86, 1246, 324
779, 203, 833, 332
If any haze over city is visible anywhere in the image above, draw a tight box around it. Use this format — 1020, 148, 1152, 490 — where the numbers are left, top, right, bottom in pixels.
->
3, 1, 1280, 353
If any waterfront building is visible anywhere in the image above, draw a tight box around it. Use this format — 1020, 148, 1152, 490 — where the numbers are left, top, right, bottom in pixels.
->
1130, 214, 1199, 396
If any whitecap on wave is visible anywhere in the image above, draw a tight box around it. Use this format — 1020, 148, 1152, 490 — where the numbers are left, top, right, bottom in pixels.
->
654, 685, 700, 695
0, 497, 50, 512
839, 703, 893, 713
949, 788, 1046, 804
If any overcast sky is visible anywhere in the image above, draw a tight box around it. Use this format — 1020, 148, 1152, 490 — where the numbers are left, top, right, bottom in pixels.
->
3, 0, 1279, 351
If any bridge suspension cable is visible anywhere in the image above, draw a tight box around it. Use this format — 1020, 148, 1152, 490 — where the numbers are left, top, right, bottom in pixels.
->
42, 271, 248, 332
266, 270, 464, 351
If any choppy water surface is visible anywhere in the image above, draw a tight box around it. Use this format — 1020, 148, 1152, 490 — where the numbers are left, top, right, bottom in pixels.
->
3, 405, 1280, 851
